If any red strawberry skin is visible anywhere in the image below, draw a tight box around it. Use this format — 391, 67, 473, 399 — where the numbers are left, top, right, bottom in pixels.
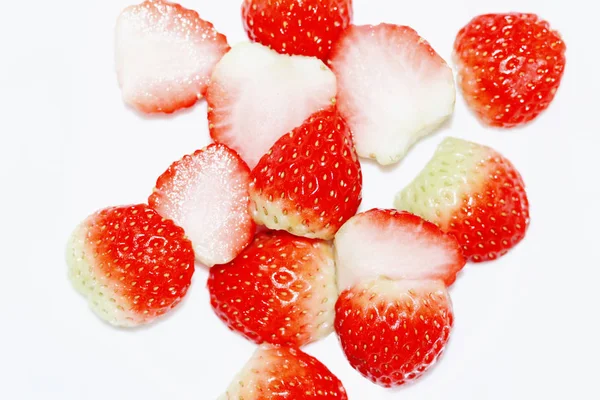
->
454, 13, 566, 127
335, 279, 453, 388
249, 106, 362, 240
67, 204, 195, 326
208, 231, 337, 347
222, 345, 348, 399
242, 0, 353, 61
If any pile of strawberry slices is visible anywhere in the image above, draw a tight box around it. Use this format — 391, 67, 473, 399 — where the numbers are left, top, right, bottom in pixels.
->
67, 0, 566, 397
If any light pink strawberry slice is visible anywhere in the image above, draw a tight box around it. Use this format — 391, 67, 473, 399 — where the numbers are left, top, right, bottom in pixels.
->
149, 144, 255, 267
328, 24, 455, 165
334, 209, 466, 292
115, 0, 230, 113
207, 42, 337, 168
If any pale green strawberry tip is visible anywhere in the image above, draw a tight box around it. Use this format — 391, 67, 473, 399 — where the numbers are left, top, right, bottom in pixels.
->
394, 137, 490, 227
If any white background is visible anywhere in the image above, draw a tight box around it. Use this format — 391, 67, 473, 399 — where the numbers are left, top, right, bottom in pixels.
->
1, 0, 598, 398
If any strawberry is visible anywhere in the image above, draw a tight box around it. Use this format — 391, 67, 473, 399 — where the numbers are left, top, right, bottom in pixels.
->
328, 24, 455, 165
454, 13, 566, 127
395, 137, 530, 262
149, 144, 255, 267
206, 42, 337, 168
115, 0, 230, 114
335, 209, 466, 293
335, 278, 453, 388
219, 344, 348, 399
249, 107, 362, 240
241, 0, 353, 61
66, 204, 195, 327
208, 231, 337, 347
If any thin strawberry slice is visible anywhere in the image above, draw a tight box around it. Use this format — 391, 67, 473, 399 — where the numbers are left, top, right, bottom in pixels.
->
249, 106, 362, 240
66, 204, 195, 327
208, 231, 337, 347
336, 278, 453, 387
395, 137, 530, 262
334, 209, 466, 292
328, 24, 455, 165
115, 0, 230, 114
149, 144, 255, 267
219, 345, 348, 399
207, 42, 337, 168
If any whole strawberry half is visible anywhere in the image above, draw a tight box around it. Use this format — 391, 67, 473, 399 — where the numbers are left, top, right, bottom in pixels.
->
208, 231, 337, 347
219, 344, 348, 399
149, 144, 255, 267
328, 24, 455, 165
249, 107, 362, 240
242, 0, 353, 61
115, 0, 230, 114
335, 209, 466, 293
454, 13, 566, 127
395, 137, 530, 262
66, 204, 195, 327
207, 42, 337, 168
335, 278, 453, 388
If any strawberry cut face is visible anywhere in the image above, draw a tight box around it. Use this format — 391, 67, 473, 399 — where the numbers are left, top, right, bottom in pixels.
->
67, 204, 195, 327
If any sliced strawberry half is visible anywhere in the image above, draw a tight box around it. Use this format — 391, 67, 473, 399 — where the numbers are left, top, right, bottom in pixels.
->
208, 231, 337, 347
454, 13, 566, 127
334, 209, 465, 293
149, 144, 255, 267
115, 0, 230, 114
395, 137, 530, 262
328, 24, 455, 165
66, 204, 195, 327
207, 42, 337, 168
242, 0, 353, 61
249, 106, 362, 240
219, 344, 348, 399
335, 278, 453, 388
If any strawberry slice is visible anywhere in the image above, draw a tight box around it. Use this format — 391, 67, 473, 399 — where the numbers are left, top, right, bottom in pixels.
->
115, 0, 230, 114
219, 344, 348, 399
66, 204, 195, 327
249, 107, 362, 240
242, 0, 353, 61
334, 209, 465, 293
328, 24, 455, 165
208, 231, 337, 347
207, 42, 337, 168
335, 278, 453, 388
149, 144, 255, 267
454, 13, 566, 127
395, 137, 530, 262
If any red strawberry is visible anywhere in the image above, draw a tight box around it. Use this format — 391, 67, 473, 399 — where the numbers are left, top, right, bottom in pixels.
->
335, 209, 466, 293
249, 107, 362, 240
219, 344, 348, 399
149, 144, 255, 267
115, 0, 230, 114
241, 0, 353, 61
454, 13, 566, 127
328, 24, 456, 165
395, 137, 530, 262
66, 204, 195, 327
335, 278, 453, 388
206, 42, 337, 168
208, 231, 337, 347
